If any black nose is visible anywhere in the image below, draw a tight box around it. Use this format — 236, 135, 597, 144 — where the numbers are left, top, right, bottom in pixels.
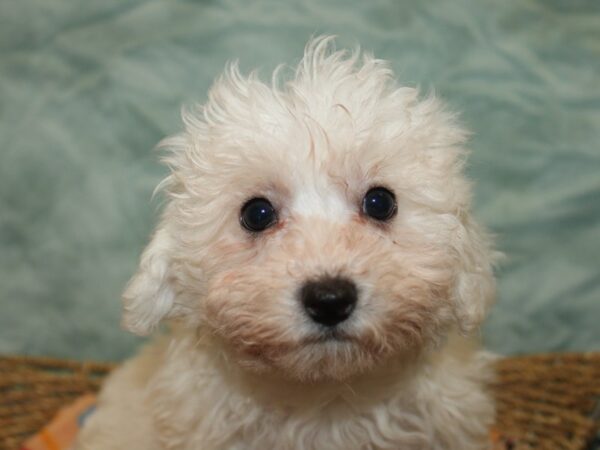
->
300, 277, 357, 327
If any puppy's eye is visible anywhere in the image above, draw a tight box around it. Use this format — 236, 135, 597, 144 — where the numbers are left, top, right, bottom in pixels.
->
240, 198, 277, 232
362, 187, 397, 221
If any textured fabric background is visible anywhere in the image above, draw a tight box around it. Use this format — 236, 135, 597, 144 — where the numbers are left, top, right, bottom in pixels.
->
1, 0, 599, 361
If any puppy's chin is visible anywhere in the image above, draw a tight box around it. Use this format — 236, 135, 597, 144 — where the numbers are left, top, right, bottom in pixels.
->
234, 343, 370, 382
225, 332, 413, 383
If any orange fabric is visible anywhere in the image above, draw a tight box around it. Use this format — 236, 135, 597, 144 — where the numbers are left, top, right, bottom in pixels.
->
21, 395, 96, 450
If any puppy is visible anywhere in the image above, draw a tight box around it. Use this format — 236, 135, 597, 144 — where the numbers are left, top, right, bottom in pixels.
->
77, 36, 496, 450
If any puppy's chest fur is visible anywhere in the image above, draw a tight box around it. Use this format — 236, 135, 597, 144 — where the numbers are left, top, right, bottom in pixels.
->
141, 333, 494, 450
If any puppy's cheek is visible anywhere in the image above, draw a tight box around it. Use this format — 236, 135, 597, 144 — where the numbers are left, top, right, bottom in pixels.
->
201, 270, 301, 359
360, 262, 456, 356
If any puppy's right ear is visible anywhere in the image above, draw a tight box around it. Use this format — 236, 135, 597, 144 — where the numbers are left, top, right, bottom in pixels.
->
121, 227, 175, 336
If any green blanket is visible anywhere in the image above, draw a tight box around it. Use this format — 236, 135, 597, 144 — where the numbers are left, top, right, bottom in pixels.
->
1, 0, 599, 360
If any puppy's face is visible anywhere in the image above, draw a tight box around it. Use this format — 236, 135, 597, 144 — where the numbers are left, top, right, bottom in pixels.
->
122, 38, 495, 382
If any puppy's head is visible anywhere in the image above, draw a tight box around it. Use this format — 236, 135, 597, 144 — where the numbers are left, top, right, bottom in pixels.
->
122, 37, 495, 382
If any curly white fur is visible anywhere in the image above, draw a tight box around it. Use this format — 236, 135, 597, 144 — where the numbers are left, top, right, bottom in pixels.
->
76, 36, 497, 450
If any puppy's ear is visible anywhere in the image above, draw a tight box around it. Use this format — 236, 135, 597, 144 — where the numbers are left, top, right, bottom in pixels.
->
121, 227, 175, 336
453, 216, 497, 334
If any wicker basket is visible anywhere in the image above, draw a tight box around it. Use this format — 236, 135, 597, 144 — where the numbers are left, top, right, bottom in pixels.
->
1, 353, 599, 450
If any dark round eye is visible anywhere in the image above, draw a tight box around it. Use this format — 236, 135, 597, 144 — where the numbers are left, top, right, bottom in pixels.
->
240, 198, 277, 232
362, 187, 397, 221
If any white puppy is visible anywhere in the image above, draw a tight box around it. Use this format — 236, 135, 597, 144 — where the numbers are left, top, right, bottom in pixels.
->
77, 37, 496, 450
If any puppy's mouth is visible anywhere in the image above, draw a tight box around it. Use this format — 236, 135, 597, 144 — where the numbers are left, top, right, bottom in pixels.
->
302, 328, 354, 345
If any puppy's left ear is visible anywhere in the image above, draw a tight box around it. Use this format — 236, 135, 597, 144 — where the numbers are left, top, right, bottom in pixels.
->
453, 216, 497, 334
121, 226, 176, 336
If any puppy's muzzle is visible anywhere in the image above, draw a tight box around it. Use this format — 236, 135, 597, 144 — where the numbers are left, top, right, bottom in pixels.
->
300, 277, 357, 327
